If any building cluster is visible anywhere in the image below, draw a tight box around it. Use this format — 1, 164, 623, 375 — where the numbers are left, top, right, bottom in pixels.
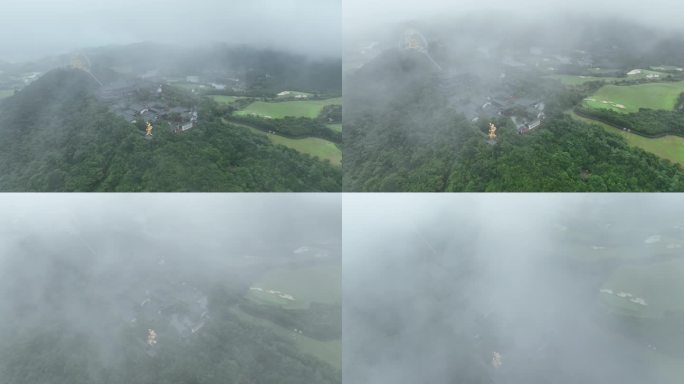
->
135, 281, 210, 343
466, 94, 545, 134
489, 97, 545, 134
0, 71, 42, 93
99, 80, 199, 133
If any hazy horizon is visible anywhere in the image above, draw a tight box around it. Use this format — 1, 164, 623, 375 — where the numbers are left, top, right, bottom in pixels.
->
0, 0, 341, 62
344, 0, 684, 42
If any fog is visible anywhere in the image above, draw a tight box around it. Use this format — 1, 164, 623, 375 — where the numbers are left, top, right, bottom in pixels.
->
0, 193, 340, 380
342, 0, 684, 192
0, 0, 341, 62
344, 194, 684, 383
344, 0, 684, 66
345, 0, 684, 40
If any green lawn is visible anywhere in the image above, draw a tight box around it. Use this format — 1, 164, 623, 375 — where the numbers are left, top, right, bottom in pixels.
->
563, 225, 684, 383
651, 65, 684, 72
0, 89, 14, 100
232, 122, 341, 166
547, 69, 669, 87
237, 263, 342, 369
236, 97, 342, 119
600, 258, 684, 319
326, 124, 342, 133
546, 74, 621, 86
569, 111, 684, 166
583, 81, 684, 113
247, 265, 341, 310
588, 67, 619, 74
268, 135, 341, 166
211, 95, 244, 104
231, 306, 341, 369
168, 81, 206, 91
580, 233, 684, 382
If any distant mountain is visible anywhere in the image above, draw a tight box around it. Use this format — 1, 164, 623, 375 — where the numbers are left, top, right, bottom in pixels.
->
76, 43, 342, 93
0, 68, 341, 191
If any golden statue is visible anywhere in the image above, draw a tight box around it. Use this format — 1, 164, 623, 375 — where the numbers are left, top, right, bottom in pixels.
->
488, 123, 497, 141
145, 121, 153, 136
70, 52, 103, 86
147, 329, 157, 346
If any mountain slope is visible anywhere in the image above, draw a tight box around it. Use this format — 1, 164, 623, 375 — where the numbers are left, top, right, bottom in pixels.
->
343, 49, 684, 191
0, 69, 341, 191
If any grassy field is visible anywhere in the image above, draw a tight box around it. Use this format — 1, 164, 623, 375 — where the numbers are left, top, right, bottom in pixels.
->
247, 264, 341, 310
583, 81, 684, 113
168, 81, 206, 91
268, 135, 341, 167
600, 258, 684, 319
211, 95, 245, 104
569, 111, 684, 166
546, 74, 621, 86
326, 123, 342, 133
231, 306, 341, 369
547, 69, 669, 87
236, 97, 342, 119
230, 121, 341, 166
0, 89, 14, 99
651, 65, 684, 72
237, 263, 342, 369
588, 67, 621, 74
562, 225, 684, 383
584, 234, 684, 382
562, 221, 684, 263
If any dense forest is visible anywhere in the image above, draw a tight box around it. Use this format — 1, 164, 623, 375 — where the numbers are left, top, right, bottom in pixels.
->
344, 50, 684, 192
0, 288, 340, 384
0, 69, 341, 191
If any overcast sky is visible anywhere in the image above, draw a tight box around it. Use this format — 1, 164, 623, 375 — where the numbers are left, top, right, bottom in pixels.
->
0, 0, 341, 62
344, 0, 684, 38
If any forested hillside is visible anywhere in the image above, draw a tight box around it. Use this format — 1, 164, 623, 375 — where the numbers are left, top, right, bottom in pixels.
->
0, 69, 341, 191
344, 50, 684, 192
